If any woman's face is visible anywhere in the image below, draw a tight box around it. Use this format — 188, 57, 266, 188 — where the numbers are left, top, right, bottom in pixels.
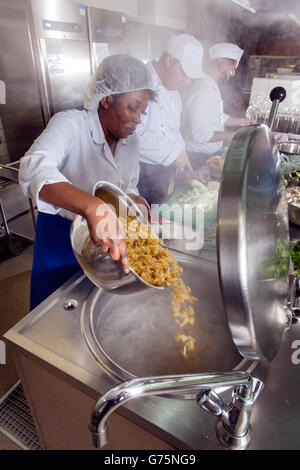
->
101, 90, 151, 140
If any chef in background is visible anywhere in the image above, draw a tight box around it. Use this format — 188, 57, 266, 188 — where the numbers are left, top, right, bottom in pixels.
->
19, 55, 155, 310
137, 33, 204, 205
183, 42, 255, 171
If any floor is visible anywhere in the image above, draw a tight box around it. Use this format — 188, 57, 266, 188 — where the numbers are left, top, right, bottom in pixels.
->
0, 237, 34, 450
0, 430, 22, 450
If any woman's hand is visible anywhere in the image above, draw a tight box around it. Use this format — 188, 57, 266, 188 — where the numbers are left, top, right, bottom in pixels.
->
84, 198, 130, 274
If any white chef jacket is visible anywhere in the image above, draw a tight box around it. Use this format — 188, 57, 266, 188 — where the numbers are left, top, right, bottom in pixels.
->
183, 74, 229, 155
19, 109, 140, 220
137, 62, 186, 167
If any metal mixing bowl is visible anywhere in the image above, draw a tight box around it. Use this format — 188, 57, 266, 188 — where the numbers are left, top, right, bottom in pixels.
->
288, 202, 300, 226
70, 181, 166, 294
278, 142, 300, 155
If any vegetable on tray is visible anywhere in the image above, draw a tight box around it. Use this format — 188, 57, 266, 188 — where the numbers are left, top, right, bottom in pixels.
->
263, 239, 290, 279
290, 240, 300, 275
291, 169, 300, 181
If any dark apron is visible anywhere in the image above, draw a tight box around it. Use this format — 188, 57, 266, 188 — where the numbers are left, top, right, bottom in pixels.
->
30, 212, 80, 310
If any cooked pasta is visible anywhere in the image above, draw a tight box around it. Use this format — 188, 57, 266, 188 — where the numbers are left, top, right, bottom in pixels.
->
174, 334, 196, 359
122, 216, 197, 358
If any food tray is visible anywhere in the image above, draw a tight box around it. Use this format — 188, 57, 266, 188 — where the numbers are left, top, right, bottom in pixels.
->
153, 183, 218, 229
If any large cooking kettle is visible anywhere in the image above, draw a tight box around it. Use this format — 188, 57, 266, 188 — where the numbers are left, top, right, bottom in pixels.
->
87, 124, 296, 450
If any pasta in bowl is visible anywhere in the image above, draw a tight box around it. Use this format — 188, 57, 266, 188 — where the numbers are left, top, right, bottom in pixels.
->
123, 216, 180, 287
71, 182, 168, 294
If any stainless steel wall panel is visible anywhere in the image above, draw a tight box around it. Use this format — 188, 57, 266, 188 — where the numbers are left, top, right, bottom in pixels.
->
87, 6, 174, 67
0, 138, 34, 159
0, 124, 42, 144
87, 6, 172, 71
0, 0, 45, 164
28, 0, 92, 116
31, 0, 88, 40
0, 110, 44, 128
88, 7, 125, 44
40, 37, 91, 114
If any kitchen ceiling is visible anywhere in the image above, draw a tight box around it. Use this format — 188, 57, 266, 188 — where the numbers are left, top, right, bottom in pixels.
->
251, 0, 300, 14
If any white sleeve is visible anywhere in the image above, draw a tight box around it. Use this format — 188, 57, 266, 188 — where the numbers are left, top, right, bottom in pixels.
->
136, 97, 185, 167
126, 140, 140, 196
186, 86, 215, 145
19, 112, 74, 215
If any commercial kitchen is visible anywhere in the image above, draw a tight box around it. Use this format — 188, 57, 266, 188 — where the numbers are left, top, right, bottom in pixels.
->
0, 0, 300, 451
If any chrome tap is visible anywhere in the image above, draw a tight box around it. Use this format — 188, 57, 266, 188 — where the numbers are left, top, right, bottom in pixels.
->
89, 371, 263, 450
197, 377, 264, 449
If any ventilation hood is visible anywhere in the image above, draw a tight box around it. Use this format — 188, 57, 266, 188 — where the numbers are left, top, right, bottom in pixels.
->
137, 0, 186, 30
231, 0, 256, 13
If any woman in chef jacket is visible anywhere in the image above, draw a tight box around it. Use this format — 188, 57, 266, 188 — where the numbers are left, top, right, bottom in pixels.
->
19, 54, 155, 310
183, 42, 255, 170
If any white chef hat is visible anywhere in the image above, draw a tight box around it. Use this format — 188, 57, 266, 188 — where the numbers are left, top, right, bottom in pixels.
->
166, 33, 204, 79
209, 42, 244, 63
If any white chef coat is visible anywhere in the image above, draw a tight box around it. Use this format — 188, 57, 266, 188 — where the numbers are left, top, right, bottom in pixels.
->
183, 74, 229, 155
137, 62, 185, 167
19, 109, 140, 220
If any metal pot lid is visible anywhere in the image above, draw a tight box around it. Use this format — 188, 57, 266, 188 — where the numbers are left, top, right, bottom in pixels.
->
217, 124, 290, 362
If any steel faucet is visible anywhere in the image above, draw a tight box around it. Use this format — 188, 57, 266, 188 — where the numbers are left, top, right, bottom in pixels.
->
89, 371, 263, 450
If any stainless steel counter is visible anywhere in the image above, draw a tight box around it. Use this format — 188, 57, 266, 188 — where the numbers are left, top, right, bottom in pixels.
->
4, 268, 300, 450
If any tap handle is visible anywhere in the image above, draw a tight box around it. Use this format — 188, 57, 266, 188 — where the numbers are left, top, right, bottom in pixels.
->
251, 377, 264, 400
234, 377, 264, 403
197, 389, 224, 417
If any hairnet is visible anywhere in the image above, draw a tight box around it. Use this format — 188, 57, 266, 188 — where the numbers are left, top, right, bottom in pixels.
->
84, 54, 155, 111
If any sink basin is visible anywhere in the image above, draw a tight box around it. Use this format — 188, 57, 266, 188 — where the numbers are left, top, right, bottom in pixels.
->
81, 253, 244, 382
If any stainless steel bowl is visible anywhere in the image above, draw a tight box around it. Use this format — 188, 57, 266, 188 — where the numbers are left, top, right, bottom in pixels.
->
288, 202, 300, 226
70, 181, 166, 294
278, 142, 300, 155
